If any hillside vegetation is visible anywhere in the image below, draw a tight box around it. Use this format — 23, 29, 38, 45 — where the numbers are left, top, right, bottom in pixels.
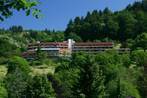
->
0, 0, 147, 98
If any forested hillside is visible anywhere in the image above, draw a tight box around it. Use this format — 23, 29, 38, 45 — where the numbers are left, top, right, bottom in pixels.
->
0, 0, 147, 98
65, 0, 147, 49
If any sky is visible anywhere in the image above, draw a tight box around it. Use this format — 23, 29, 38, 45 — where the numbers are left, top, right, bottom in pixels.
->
0, 0, 141, 30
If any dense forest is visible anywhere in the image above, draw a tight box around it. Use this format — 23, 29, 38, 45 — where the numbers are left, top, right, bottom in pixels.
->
0, 0, 147, 98
65, 0, 147, 50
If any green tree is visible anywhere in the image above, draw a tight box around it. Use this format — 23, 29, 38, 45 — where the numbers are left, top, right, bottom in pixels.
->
134, 33, 147, 51
0, 77, 7, 98
67, 32, 82, 41
36, 46, 48, 63
55, 58, 80, 98
143, 0, 147, 11
118, 11, 137, 42
6, 56, 30, 98
0, 37, 18, 57
0, 86, 7, 98
9, 25, 23, 33
0, 0, 40, 21
134, 11, 147, 36
131, 50, 147, 66
103, 16, 119, 40
95, 52, 141, 98
55, 53, 106, 98
65, 0, 146, 42
91, 65, 106, 98
71, 53, 106, 98
26, 75, 55, 98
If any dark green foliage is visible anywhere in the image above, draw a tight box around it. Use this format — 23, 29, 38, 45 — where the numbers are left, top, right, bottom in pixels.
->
6, 56, 30, 98
66, 32, 82, 41
71, 53, 106, 98
65, 0, 147, 43
134, 33, 147, 51
6, 67, 29, 98
117, 11, 137, 42
0, 0, 40, 21
55, 58, 80, 98
134, 11, 147, 36
143, 0, 147, 11
9, 25, 23, 33
47, 74, 66, 98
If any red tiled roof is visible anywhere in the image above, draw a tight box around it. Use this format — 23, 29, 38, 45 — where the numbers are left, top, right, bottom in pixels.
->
28, 42, 113, 48
28, 42, 68, 47
74, 42, 113, 46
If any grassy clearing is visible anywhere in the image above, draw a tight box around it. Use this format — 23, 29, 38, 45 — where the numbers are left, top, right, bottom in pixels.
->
30, 64, 55, 76
0, 64, 56, 78
0, 65, 7, 80
114, 43, 121, 49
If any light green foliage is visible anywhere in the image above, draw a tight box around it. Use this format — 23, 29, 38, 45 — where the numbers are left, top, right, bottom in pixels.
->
120, 81, 141, 98
36, 47, 48, 62
131, 50, 147, 66
0, 66, 7, 98
0, 36, 18, 57
28, 30, 65, 42
29, 31, 49, 42
31, 65, 55, 75
0, 66, 7, 81
95, 52, 142, 98
26, 75, 55, 98
55, 52, 143, 98
0, 33, 29, 56
0, 86, 7, 98
7, 56, 30, 73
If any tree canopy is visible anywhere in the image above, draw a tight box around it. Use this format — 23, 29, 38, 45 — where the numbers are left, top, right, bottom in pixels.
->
65, 0, 147, 44
0, 0, 40, 21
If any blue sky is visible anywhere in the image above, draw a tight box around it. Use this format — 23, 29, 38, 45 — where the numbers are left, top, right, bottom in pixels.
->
0, 0, 141, 30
